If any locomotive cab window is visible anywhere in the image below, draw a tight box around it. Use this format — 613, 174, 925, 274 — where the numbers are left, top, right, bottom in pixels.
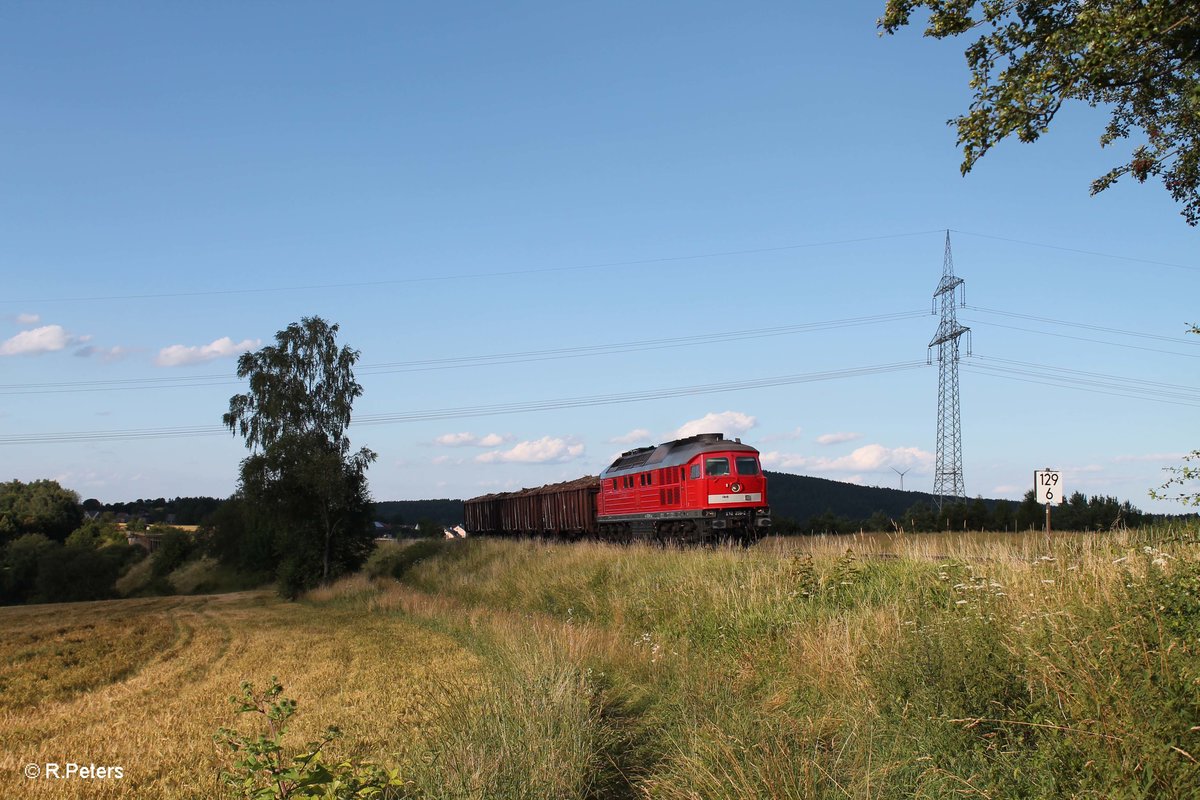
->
690, 464, 700, 480
736, 457, 759, 476
705, 457, 730, 476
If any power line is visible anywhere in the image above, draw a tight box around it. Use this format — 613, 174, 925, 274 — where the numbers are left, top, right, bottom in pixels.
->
967, 306, 1200, 345
9, 228, 1195, 308
359, 310, 928, 374
952, 230, 1200, 273
354, 361, 929, 424
963, 318, 1200, 359
2, 300, 1190, 396
974, 355, 1200, 395
964, 367, 1200, 408
0, 309, 930, 395
4, 230, 945, 305
0, 360, 930, 445
964, 355, 1200, 407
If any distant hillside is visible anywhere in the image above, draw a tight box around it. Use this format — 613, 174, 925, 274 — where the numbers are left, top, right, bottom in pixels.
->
765, 470, 938, 522
373, 499, 464, 526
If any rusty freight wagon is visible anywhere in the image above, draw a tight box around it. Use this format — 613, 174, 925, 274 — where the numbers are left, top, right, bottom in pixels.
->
464, 476, 601, 537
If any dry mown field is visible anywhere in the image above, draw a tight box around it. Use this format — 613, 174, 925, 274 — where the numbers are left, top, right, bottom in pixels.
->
0, 591, 479, 799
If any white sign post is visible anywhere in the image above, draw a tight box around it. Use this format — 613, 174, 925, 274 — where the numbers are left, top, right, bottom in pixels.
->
1034, 469, 1063, 536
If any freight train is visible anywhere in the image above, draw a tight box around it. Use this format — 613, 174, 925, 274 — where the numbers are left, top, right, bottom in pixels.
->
464, 432, 770, 543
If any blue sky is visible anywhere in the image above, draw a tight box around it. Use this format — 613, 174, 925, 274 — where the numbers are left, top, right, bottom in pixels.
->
2, 2, 1196, 512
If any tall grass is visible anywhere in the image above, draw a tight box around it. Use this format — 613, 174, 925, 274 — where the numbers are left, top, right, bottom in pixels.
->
332, 527, 1200, 799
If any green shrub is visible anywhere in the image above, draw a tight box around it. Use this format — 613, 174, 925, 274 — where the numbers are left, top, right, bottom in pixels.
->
33, 543, 127, 603
214, 677, 418, 799
0, 533, 57, 603
151, 528, 194, 577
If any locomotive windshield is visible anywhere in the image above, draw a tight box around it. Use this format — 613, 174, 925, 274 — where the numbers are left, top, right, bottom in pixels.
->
736, 457, 759, 475
705, 457, 730, 476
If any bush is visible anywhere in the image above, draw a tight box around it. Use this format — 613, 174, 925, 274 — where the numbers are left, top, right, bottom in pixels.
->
214, 677, 418, 799
276, 552, 324, 600
151, 529, 194, 578
33, 544, 127, 603
0, 533, 57, 604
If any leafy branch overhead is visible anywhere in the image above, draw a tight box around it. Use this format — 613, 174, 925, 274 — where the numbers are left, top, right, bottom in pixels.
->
880, 0, 1200, 225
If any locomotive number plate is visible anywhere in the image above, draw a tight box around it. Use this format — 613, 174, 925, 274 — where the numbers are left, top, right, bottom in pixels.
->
707, 493, 762, 504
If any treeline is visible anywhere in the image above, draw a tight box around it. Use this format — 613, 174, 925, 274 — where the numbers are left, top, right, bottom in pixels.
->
762, 470, 1196, 534
86, 496, 225, 525
373, 499, 463, 527
1, 480, 252, 606
774, 489, 1164, 535
1, 476, 466, 607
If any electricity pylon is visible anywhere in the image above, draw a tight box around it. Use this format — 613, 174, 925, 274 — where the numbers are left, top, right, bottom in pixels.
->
929, 231, 970, 510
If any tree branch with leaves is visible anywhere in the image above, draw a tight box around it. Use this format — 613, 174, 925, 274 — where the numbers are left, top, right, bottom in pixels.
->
880, 0, 1200, 225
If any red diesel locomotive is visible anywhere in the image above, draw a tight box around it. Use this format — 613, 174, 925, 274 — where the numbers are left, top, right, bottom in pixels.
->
463, 432, 771, 543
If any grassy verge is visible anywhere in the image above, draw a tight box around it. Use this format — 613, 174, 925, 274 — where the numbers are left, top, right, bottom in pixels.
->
327, 528, 1200, 798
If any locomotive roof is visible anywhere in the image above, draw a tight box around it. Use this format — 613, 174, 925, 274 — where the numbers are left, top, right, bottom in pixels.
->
600, 432, 759, 478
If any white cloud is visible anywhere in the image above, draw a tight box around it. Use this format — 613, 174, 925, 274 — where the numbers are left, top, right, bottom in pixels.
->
611, 428, 652, 445
476, 436, 585, 464
15, 312, 40, 325
0, 325, 73, 356
434, 432, 511, 448
815, 431, 863, 446
674, 411, 757, 439
155, 336, 260, 367
761, 443, 934, 474
478, 433, 508, 447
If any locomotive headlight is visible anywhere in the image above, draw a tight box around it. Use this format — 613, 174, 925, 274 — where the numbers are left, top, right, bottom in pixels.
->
730, 482, 742, 493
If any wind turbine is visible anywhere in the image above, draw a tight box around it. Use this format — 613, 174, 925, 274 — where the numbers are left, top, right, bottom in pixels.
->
891, 467, 911, 492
